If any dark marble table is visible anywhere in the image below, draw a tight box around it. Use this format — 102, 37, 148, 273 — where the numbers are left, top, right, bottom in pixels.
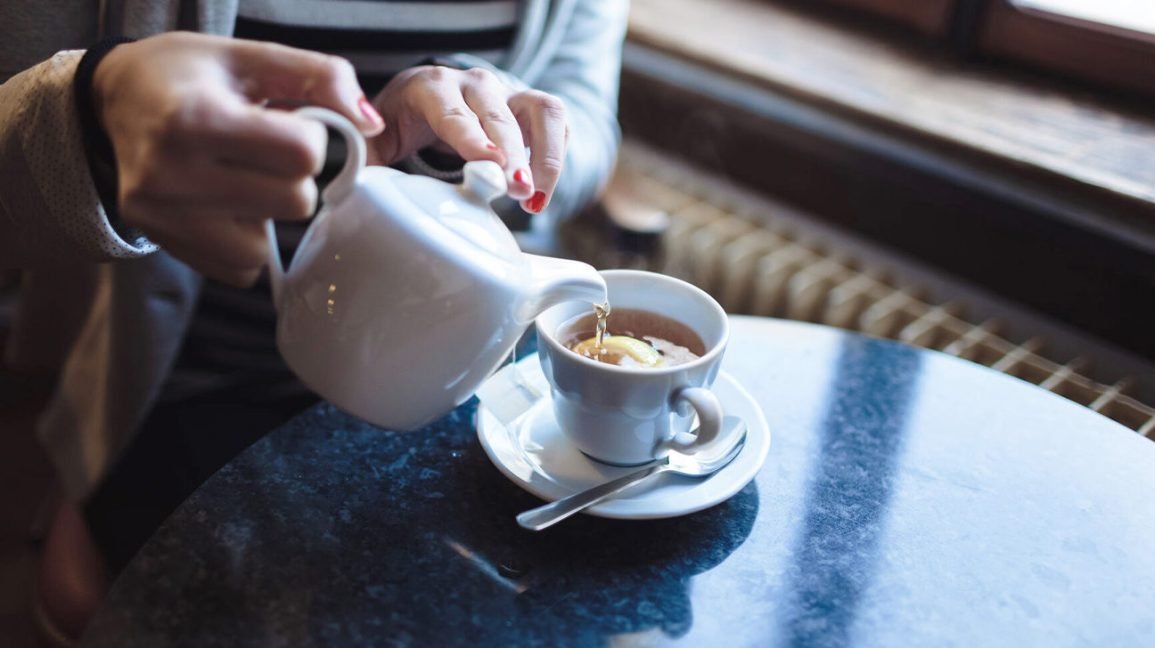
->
82, 316, 1155, 646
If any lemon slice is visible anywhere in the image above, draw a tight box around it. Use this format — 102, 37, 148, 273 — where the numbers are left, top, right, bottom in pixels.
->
571, 335, 665, 367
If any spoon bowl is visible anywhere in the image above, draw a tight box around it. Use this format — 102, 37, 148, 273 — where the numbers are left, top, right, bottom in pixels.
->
665, 424, 748, 476
516, 416, 748, 531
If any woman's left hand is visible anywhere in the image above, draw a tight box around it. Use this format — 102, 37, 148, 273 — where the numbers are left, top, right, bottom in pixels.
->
367, 65, 567, 214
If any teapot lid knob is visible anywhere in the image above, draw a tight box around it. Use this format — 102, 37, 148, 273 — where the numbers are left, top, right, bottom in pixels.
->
462, 160, 507, 203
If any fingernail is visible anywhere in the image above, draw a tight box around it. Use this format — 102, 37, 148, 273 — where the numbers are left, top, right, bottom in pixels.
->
527, 191, 547, 213
513, 168, 532, 187
485, 142, 500, 152
358, 96, 382, 124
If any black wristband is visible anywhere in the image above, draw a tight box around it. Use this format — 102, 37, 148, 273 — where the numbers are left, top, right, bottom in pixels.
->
73, 37, 137, 240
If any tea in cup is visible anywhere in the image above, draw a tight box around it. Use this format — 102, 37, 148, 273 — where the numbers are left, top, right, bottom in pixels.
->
560, 307, 705, 368
535, 270, 732, 465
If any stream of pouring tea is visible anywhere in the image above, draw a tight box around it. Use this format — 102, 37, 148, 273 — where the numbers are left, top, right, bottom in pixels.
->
594, 301, 611, 348
509, 301, 612, 376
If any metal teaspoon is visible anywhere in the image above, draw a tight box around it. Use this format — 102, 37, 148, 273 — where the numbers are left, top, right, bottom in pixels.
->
516, 416, 748, 531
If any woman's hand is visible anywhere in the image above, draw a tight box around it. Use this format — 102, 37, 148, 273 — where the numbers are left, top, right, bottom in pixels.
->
93, 32, 384, 286
367, 65, 568, 214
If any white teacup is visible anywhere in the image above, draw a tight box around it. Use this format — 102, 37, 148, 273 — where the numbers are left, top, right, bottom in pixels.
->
535, 270, 732, 465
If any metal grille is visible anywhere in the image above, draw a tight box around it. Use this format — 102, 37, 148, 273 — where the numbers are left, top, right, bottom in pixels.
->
565, 142, 1155, 438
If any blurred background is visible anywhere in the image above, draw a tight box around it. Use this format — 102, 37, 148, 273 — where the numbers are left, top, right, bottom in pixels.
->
563, 0, 1155, 435
3, 0, 1154, 642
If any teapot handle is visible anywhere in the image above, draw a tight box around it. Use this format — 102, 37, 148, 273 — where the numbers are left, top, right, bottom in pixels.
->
266, 107, 367, 307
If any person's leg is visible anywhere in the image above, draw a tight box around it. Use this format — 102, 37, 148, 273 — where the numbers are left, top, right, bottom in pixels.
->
36, 274, 316, 642
82, 385, 317, 573
83, 274, 318, 573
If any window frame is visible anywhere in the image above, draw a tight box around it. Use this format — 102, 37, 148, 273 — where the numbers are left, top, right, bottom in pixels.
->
979, 0, 1155, 100
803, 0, 1155, 100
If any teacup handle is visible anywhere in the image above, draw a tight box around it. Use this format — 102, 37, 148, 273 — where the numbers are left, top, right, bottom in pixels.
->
266, 107, 367, 306
661, 386, 725, 455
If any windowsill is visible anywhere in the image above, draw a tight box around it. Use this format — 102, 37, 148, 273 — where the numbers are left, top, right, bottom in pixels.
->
626, 0, 1155, 236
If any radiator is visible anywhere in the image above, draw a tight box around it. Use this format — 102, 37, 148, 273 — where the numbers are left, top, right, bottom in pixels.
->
564, 141, 1155, 438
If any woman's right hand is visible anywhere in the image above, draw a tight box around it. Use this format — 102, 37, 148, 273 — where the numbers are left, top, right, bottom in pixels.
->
93, 32, 384, 286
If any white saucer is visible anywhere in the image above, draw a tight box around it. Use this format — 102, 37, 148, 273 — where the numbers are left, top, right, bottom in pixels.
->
475, 354, 771, 520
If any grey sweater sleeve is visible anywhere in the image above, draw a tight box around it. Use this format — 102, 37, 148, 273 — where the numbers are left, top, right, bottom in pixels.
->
0, 51, 157, 269
524, 0, 628, 224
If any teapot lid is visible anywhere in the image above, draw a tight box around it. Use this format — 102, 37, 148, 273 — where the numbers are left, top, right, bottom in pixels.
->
394, 160, 523, 262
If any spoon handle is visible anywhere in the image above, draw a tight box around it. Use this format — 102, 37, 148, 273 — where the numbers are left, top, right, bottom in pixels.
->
516, 463, 668, 531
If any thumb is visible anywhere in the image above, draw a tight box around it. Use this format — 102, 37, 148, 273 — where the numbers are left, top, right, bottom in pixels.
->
226, 39, 384, 136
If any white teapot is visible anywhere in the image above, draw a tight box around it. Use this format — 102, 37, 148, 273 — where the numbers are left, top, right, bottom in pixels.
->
266, 108, 606, 430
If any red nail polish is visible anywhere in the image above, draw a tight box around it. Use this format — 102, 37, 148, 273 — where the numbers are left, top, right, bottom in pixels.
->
358, 96, 382, 124
513, 168, 532, 186
527, 191, 547, 213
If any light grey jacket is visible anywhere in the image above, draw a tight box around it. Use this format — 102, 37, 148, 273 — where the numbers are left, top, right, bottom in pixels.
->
0, 0, 628, 499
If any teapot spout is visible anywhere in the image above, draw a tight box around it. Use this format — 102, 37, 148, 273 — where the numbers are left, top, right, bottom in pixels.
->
517, 254, 607, 322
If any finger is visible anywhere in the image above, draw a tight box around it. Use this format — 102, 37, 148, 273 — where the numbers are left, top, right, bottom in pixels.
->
125, 160, 318, 223
176, 96, 329, 178
226, 39, 384, 136
413, 73, 499, 156
215, 106, 328, 178
165, 241, 264, 288
170, 245, 263, 288
510, 90, 568, 213
145, 214, 270, 283
460, 72, 534, 200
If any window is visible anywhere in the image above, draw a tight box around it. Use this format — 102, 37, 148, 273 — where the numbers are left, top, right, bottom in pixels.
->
808, 0, 1155, 99
982, 0, 1155, 99
1012, 0, 1155, 35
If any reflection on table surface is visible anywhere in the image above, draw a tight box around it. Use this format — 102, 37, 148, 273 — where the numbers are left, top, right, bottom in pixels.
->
83, 316, 1155, 646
